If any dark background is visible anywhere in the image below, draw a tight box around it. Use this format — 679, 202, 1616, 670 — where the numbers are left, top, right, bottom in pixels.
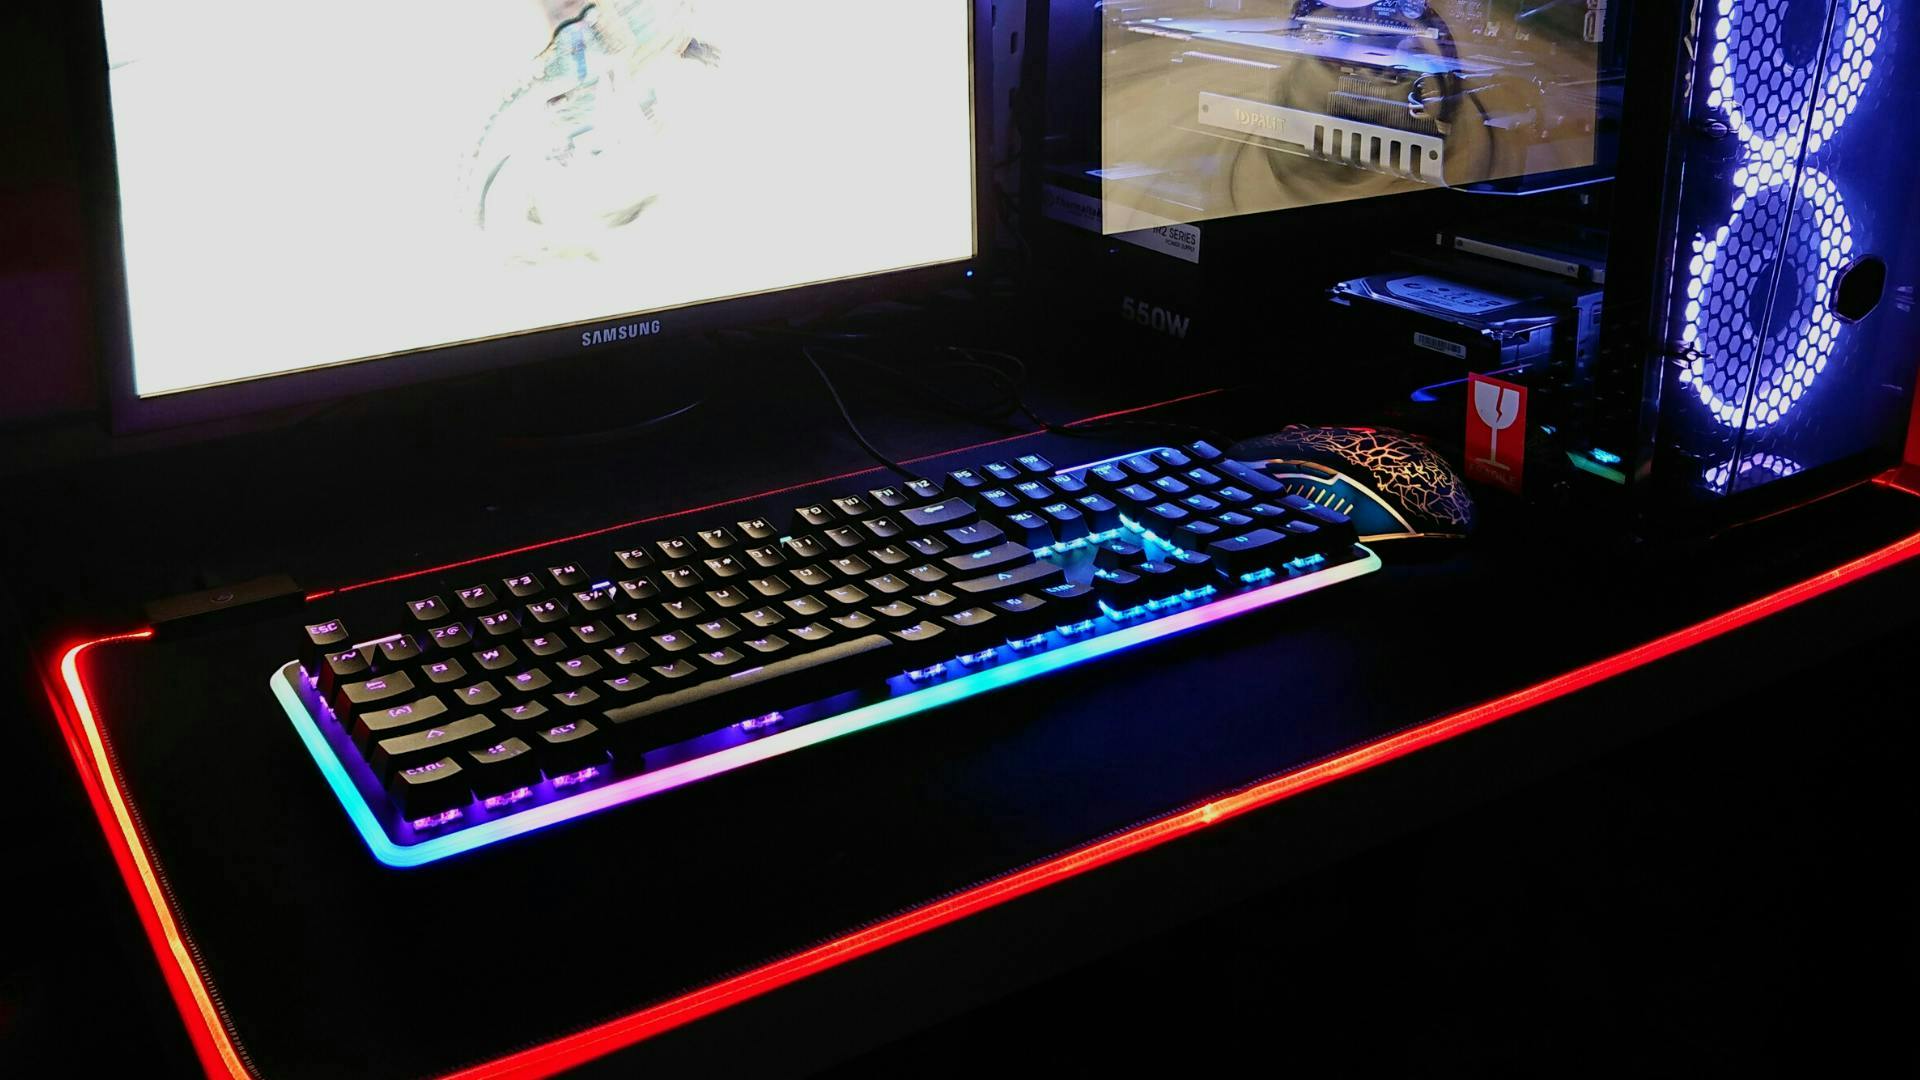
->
2, 3, 1915, 1074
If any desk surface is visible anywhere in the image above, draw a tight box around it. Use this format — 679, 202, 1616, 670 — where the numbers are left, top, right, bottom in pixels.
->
13, 373, 1920, 1077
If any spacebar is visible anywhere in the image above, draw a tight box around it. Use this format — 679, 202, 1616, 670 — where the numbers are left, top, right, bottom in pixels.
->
601, 635, 896, 743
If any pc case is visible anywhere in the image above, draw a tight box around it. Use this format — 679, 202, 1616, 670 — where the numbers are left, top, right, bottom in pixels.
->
1652, 0, 1919, 503
1021, 0, 1918, 526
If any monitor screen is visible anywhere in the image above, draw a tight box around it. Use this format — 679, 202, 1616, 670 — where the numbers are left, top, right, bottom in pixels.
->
98, 1, 978, 400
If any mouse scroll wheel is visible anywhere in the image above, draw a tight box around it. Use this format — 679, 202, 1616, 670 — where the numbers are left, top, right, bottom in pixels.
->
1267, 460, 1341, 482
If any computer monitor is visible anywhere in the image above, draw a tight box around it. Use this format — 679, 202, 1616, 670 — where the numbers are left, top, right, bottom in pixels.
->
79, 1, 988, 432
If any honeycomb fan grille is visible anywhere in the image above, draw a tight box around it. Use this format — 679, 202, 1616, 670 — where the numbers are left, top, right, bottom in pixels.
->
1679, 1, 1885, 433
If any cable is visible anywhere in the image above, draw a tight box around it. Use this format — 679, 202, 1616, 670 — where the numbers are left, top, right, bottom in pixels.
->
801, 347, 923, 481
944, 347, 1231, 445
491, 399, 703, 450
783, 331, 1234, 469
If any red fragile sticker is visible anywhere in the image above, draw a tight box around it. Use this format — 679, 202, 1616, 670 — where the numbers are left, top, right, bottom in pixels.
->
1465, 373, 1527, 494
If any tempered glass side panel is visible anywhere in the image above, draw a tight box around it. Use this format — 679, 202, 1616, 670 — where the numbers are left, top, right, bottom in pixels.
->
1098, 0, 1623, 232
1032, 2, 1654, 510
1661, 0, 1916, 498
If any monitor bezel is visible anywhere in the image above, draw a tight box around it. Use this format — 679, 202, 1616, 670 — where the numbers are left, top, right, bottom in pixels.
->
76, 1, 994, 435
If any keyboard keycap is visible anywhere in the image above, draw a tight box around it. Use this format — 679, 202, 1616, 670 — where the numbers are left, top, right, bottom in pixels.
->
1218, 459, 1283, 494
501, 700, 550, 726
978, 488, 1020, 511
522, 632, 568, 657
456, 680, 502, 708
791, 503, 837, 533
943, 606, 1000, 632
334, 670, 415, 714
618, 577, 661, 602
888, 620, 950, 664
702, 584, 749, 610
466, 738, 540, 800
655, 537, 698, 563
603, 644, 650, 667
789, 564, 832, 589
302, 619, 351, 674
902, 499, 979, 532
318, 646, 372, 698
951, 558, 1065, 598
833, 610, 880, 634
372, 715, 498, 779
614, 548, 656, 571
783, 535, 828, 560
1205, 529, 1291, 577
472, 645, 517, 671
617, 610, 662, 635
989, 592, 1051, 636
602, 635, 896, 746
740, 633, 793, 656
906, 535, 949, 558
353, 694, 451, 752
822, 526, 866, 550
570, 621, 615, 645
1001, 511, 1054, 548
455, 584, 498, 610
506, 668, 552, 693
736, 517, 779, 541
603, 672, 651, 695
389, 757, 470, 821
867, 544, 912, 567
525, 598, 569, 624
694, 645, 748, 671
944, 541, 1034, 575
572, 585, 619, 611
831, 494, 875, 519
1014, 480, 1056, 504
788, 621, 837, 643
1075, 493, 1121, 531
407, 596, 449, 623
1038, 503, 1089, 543
553, 686, 601, 710
1094, 538, 1145, 569
1039, 581, 1099, 623
943, 521, 1005, 549
1290, 503, 1357, 545
533, 719, 611, 776
1091, 568, 1148, 609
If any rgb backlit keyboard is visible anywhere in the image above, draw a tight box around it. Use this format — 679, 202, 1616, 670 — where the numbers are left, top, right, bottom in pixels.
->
276, 442, 1380, 865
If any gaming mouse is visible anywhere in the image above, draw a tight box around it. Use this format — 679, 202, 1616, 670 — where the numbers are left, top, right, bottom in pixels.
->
1228, 425, 1475, 541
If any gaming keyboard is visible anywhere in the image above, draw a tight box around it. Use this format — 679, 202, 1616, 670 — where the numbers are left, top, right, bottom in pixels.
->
278, 442, 1381, 865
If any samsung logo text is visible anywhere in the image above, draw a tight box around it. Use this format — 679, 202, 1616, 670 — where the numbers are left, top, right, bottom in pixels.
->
582, 320, 663, 347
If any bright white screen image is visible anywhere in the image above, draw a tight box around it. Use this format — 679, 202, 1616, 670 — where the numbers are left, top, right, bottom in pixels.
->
101, 1, 977, 397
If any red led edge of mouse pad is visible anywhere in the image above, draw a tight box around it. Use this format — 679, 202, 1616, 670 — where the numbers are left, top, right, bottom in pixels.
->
45, 431, 1920, 1077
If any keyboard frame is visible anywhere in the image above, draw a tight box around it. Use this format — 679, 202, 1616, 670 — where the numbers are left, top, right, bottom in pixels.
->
272, 446, 1383, 866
